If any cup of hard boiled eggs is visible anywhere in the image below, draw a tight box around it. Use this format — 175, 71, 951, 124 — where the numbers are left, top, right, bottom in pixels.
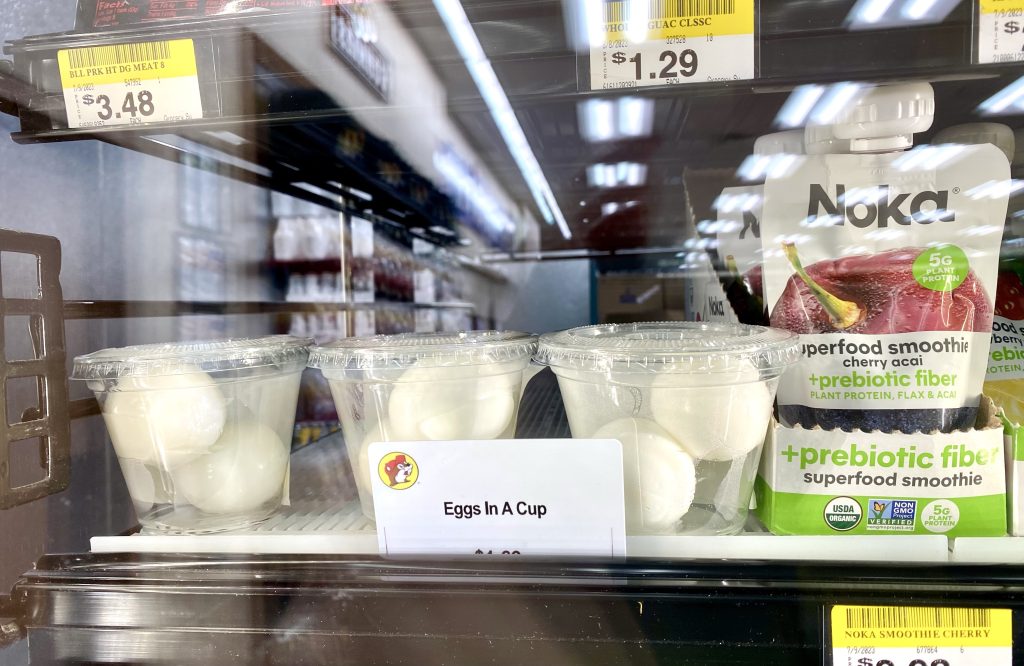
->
73, 336, 311, 533
308, 331, 539, 520
536, 322, 799, 536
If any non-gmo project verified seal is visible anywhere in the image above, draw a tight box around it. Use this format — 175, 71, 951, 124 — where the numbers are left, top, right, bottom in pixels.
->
866, 499, 917, 532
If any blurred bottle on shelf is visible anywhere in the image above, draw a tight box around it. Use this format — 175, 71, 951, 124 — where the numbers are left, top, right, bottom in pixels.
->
272, 215, 343, 262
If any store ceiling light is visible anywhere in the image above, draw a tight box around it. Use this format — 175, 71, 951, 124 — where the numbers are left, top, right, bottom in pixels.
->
846, 0, 960, 29
736, 153, 802, 182
892, 144, 963, 172
810, 82, 863, 125
434, 148, 517, 235
601, 201, 639, 216
587, 162, 647, 188
978, 76, 1024, 115
627, 0, 648, 43
902, 0, 939, 19
204, 130, 248, 146
434, 0, 571, 239
853, 0, 896, 23
773, 82, 861, 129
578, 97, 655, 142
774, 85, 825, 129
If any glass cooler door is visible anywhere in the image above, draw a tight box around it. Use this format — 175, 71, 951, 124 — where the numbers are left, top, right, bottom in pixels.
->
1, 0, 1024, 664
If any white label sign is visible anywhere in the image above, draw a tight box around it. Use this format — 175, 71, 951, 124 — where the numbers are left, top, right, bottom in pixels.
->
588, 0, 755, 90
978, 0, 1024, 63
58, 39, 203, 129
369, 439, 627, 557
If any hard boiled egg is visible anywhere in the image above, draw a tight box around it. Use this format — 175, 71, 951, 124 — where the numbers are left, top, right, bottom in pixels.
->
102, 371, 226, 467
172, 420, 288, 514
387, 362, 519, 441
648, 363, 771, 461
594, 417, 696, 533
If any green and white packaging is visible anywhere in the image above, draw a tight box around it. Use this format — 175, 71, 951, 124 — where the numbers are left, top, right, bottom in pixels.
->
755, 397, 1007, 536
933, 123, 1024, 535
1002, 413, 1024, 535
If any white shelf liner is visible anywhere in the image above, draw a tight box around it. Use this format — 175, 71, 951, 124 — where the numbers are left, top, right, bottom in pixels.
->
91, 501, 950, 562
951, 537, 1024, 563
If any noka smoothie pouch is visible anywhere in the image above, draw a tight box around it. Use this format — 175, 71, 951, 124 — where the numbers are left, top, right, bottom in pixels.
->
761, 82, 1011, 433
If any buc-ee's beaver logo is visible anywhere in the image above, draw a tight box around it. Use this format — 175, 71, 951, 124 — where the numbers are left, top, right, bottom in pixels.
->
378, 452, 419, 490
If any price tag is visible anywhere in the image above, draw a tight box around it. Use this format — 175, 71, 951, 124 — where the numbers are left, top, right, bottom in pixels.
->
369, 439, 626, 557
57, 39, 203, 128
588, 0, 755, 90
977, 0, 1024, 64
831, 605, 1012, 666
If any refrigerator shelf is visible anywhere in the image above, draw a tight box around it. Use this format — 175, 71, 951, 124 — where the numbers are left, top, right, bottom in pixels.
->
87, 498, 955, 563
10, 550, 1024, 665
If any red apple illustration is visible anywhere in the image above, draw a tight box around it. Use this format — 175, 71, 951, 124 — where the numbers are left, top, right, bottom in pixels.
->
770, 243, 992, 335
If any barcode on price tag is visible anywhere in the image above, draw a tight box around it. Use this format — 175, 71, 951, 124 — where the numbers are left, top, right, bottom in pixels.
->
587, 0, 755, 90
831, 605, 1012, 666
977, 0, 1024, 64
57, 39, 203, 129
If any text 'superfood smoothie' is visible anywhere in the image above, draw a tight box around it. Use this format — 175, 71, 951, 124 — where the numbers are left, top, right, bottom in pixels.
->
761, 82, 1011, 433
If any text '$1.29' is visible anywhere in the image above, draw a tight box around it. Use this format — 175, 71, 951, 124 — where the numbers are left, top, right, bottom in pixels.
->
610, 49, 699, 79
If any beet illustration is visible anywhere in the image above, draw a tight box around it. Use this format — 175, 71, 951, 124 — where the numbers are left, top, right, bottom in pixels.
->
770, 243, 992, 433
745, 265, 763, 302
723, 256, 767, 325
771, 244, 991, 335
994, 270, 1024, 320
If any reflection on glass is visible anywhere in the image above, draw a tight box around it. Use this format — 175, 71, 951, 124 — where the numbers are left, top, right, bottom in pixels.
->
846, 0, 960, 29
774, 84, 826, 129
979, 76, 1024, 115
433, 0, 569, 238
578, 97, 655, 142
587, 162, 648, 187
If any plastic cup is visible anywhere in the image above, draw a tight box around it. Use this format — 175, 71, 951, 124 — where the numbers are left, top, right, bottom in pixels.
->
72, 335, 312, 533
535, 322, 800, 536
308, 331, 538, 520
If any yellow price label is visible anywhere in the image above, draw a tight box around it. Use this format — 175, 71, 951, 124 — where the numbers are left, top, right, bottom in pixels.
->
58, 39, 198, 89
601, 0, 754, 42
980, 0, 1024, 14
832, 606, 1012, 649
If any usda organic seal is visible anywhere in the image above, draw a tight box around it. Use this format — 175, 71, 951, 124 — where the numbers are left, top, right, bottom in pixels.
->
824, 496, 862, 531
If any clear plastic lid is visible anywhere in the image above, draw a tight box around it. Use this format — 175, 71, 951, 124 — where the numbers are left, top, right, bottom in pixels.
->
535, 322, 800, 375
72, 335, 313, 379
308, 330, 538, 371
